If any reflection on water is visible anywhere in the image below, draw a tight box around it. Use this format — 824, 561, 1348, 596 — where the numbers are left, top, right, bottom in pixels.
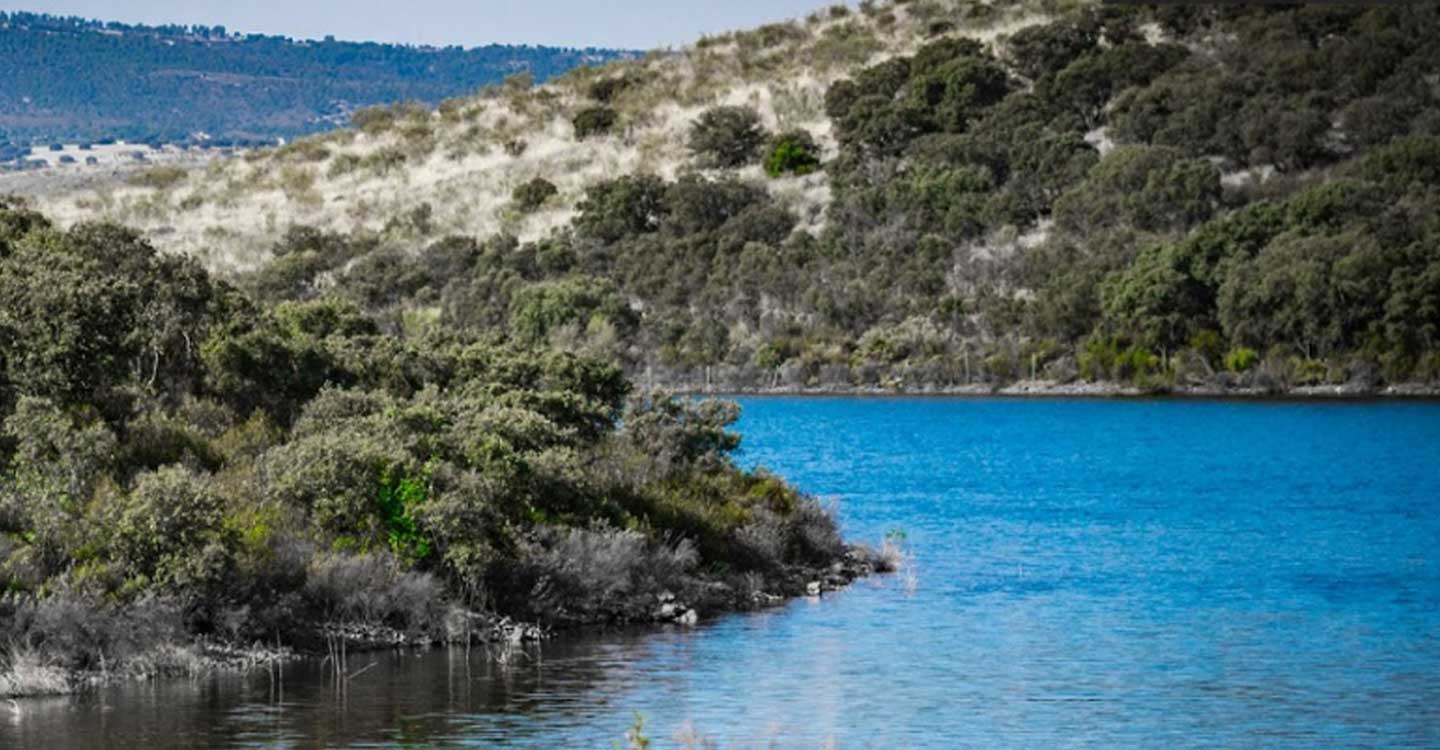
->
7, 399, 1440, 749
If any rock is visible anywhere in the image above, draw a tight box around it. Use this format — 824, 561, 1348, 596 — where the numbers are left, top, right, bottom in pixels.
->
657, 602, 679, 620
657, 590, 676, 603
805, 581, 822, 597
677, 608, 698, 626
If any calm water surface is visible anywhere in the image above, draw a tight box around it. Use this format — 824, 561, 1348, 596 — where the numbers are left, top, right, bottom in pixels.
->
8, 398, 1440, 749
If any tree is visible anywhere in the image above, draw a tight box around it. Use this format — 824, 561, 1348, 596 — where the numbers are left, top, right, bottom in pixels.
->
687, 106, 768, 168
1218, 232, 1354, 358
1101, 245, 1210, 355
112, 465, 233, 595
508, 277, 638, 345
575, 174, 669, 242
1006, 20, 1099, 80
1053, 145, 1221, 234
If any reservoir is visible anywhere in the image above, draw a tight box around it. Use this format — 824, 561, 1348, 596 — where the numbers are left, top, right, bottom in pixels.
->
11, 398, 1440, 749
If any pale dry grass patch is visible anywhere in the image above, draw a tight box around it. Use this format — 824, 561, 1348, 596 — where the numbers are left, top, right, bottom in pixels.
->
0, 646, 72, 698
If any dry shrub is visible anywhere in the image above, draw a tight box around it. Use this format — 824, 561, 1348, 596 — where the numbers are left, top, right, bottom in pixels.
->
510, 526, 699, 624
305, 552, 443, 633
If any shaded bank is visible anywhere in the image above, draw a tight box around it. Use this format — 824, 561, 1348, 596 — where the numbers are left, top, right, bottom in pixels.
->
645, 366, 1440, 399
2, 543, 885, 699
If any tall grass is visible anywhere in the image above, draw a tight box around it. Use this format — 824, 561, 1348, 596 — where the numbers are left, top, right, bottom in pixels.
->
0, 646, 71, 698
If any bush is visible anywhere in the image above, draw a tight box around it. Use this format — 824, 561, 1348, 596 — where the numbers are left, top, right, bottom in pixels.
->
511, 177, 559, 213
688, 106, 768, 168
764, 130, 822, 177
112, 466, 233, 595
572, 106, 618, 140
508, 277, 638, 345
588, 74, 642, 103
304, 552, 442, 632
575, 174, 669, 242
505, 526, 699, 624
1225, 347, 1261, 374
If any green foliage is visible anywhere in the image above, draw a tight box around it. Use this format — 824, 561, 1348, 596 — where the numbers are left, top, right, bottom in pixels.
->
827, 37, 1010, 157
1053, 145, 1220, 234
376, 464, 432, 564
112, 466, 233, 595
622, 712, 651, 750
511, 177, 559, 213
1225, 347, 1260, 374
575, 174, 669, 242
0, 199, 847, 652
572, 106, 618, 140
687, 106, 768, 169
1077, 337, 1160, 383
508, 277, 638, 345
0, 221, 222, 413
764, 130, 822, 178
1006, 19, 1099, 80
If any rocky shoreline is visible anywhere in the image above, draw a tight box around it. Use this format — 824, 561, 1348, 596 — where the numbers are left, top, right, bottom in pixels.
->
668, 379, 1440, 399
3, 547, 884, 699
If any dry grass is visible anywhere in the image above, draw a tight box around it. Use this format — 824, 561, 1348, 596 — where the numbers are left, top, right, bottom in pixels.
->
30, 0, 1053, 273
0, 646, 72, 698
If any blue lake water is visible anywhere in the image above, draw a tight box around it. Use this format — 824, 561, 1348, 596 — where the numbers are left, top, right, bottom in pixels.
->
10, 398, 1440, 749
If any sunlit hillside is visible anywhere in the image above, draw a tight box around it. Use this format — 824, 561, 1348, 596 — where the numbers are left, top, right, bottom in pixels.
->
20, 0, 1440, 393
34, 0, 1049, 271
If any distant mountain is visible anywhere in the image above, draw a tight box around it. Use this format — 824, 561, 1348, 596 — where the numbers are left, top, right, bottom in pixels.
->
0, 11, 633, 146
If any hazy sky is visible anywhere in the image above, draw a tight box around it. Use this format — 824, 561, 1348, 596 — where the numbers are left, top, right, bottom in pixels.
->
8, 1, 844, 49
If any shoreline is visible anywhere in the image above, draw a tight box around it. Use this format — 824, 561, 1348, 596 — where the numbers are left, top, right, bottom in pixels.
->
2, 547, 883, 700
667, 380, 1440, 401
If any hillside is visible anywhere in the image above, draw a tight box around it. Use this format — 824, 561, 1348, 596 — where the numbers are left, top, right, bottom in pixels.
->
27, 0, 1440, 394
0, 11, 630, 148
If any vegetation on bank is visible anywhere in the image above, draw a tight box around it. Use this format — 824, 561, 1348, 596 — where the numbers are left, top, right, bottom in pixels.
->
0, 202, 868, 696
49, 2, 1438, 396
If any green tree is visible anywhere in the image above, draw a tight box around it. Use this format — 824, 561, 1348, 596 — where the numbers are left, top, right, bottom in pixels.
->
687, 106, 768, 168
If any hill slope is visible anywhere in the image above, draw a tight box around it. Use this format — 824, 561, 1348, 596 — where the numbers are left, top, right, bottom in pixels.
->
0, 11, 630, 147
29, 0, 1440, 394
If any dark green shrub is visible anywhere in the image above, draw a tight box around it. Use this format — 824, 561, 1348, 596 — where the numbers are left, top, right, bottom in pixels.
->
112, 466, 234, 595
572, 106, 617, 140
688, 106, 768, 168
764, 130, 822, 177
508, 277, 638, 344
512, 177, 559, 213
575, 174, 669, 242
587, 73, 644, 103
1006, 20, 1099, 80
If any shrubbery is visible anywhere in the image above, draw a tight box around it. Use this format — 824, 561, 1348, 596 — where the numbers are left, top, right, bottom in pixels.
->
572, 106, 618, 140
0, 208, 855, 681
512, 177, 559, 213
764, 131, 822, 177
688, 106, 768, 169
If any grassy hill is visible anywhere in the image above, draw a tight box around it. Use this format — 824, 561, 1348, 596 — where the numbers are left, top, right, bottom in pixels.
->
28, 0, 1440, 393
0, 11, 631, 148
